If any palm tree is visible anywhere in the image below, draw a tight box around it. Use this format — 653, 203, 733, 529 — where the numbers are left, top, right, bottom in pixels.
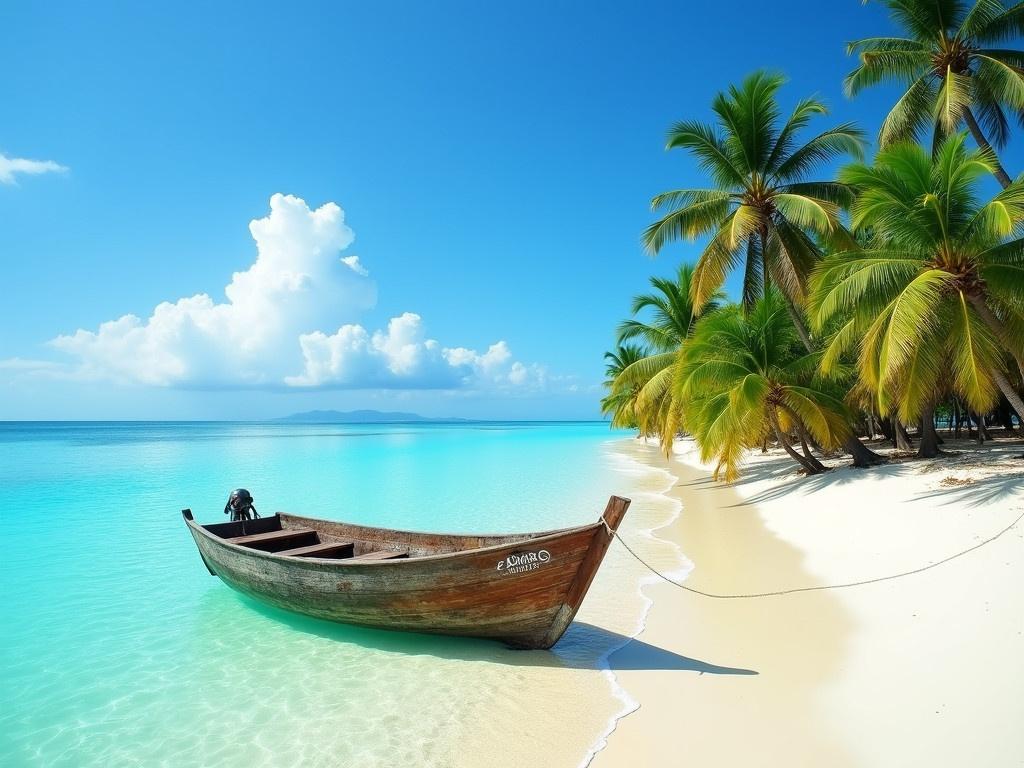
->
616, 264, 716, 350
600, 344, 648, 428
675, 293, 853, 480
809, 133, 1024, 458
845, 0, 1024, 188
643, 70, 865, 349
606, 265, 721, 442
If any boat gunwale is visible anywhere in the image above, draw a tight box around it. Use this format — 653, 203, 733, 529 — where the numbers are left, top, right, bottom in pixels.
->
183, 512, 603, 566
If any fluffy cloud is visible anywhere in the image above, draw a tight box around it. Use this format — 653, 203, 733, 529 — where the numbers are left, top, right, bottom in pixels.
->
287, 314, 546, 391
46, 193, 546, 393
0, 153, 68, 185
52, 194, 374, 387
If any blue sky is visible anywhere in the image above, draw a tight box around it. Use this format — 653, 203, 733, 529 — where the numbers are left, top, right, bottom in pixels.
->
3, 1, 1022, 420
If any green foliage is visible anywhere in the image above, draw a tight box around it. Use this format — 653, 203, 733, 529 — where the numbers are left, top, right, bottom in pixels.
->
600, 344, 648, 428
602, 265, 720, 435
604, 7, 1024, 478
675, 292, 852, 480
616, 264, 718, 351
846, 1, 1024, 152
644, 70, 865, 312
810, 134, 1024, 420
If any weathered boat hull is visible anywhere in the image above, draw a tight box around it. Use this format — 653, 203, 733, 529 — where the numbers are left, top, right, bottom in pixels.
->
183, 496, 630, 649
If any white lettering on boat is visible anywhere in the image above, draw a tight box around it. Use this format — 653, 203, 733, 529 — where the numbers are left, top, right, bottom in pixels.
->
496, 549, 551, 574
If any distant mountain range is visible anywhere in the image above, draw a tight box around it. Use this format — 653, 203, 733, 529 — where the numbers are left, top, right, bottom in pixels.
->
274, 409, 475, 424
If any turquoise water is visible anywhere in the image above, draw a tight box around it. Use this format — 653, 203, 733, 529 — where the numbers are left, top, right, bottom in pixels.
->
0, 421, 658, 767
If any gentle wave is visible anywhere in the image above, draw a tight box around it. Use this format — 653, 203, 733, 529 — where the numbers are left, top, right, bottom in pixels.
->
576, 439, 694, 767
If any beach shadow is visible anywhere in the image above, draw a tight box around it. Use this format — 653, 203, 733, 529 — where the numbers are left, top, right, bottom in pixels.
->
196, 590, 753, 674
588, 626, 758, 676
673, 436, 1024, 508
677, 453, 867, 507
913, 471, 1024, 508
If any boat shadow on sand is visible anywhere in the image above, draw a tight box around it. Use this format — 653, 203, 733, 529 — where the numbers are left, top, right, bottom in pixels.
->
229, 594, 757, 675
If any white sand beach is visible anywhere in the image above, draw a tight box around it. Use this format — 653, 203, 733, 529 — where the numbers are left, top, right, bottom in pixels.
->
595, 436, 1024, 767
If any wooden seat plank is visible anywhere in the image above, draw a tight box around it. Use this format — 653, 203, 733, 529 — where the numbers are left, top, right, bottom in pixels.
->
352, 549, 409, 561
228, 527, 316, 546
278, 541, 355, 559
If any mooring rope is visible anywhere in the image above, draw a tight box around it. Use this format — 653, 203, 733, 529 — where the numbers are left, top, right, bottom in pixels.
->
603, 508, 1024, 599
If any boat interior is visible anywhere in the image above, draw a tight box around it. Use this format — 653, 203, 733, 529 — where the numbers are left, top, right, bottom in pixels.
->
199, 514, 412, 561
189, 510, 567, 561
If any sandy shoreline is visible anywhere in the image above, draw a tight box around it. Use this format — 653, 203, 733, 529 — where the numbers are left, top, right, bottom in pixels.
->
593, 436, 1024, 767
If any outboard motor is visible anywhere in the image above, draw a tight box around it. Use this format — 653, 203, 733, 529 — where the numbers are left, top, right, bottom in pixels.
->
224, 488, 259, 522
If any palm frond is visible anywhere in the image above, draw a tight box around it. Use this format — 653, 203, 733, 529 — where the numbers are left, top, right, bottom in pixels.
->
970, 2, 1024, 43
935, 67, 973, 134
765, 97, 828, 174
642, 195, 734, 255
962, 0, 1017, 39
878, 75, 939, 147
773, 124, 867, 182
948, 290, 1003, 412
773, 193, 839, 233
690, 225, 745, 310
665, 120, 746, 188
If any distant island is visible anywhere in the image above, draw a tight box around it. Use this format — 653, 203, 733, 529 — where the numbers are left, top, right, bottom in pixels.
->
274, 409, 475, 424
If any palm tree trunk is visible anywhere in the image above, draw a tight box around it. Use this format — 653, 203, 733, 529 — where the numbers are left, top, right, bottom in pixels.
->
974, 412, 987, 444
795, 421, 828, 472
782, 295, 815, 353
842, 434, 885, 466
780, 288, 886, 465
917, 403, 942, 458
770, 411, 824, 475
797, 427, 812, 457
966, 294, 1024, 380
963, 107, 1013, 189
893, 417, 913, 451
777, 403, 829, 471
993, 368, 1024, 425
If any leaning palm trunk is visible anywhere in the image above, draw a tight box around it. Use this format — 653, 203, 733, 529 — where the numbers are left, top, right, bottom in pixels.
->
992, 369, 1024, 425
770, 409, 825, 475
789, 305, 889, 466
782, 291, 815, 353
967, 294, 1024, 382
962, 107, 1013, 189
775, 260, 886, 467
780, 403, 829, 472
783, 290, 886, 467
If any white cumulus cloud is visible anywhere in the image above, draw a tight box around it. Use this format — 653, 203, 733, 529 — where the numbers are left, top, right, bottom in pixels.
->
46, 193, 548, 394
287, 314, 546, 391
0, 153, 68, 185
52, 194, 375, 387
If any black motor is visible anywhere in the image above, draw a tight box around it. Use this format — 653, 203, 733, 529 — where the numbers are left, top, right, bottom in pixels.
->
224, 488, 259, 522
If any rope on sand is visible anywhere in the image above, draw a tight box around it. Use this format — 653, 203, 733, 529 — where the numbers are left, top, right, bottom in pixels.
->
602, 509, 1024, 599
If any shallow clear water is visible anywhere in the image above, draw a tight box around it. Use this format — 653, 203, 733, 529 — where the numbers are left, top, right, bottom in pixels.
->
0, 422, 671, 767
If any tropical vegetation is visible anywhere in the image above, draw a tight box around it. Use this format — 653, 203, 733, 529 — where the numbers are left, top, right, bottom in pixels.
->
642, 71, 864, 349
604, 0, 1024, 478
600, 265, 719, 438
677, 292, 852, 480
845, 0, 1024, 187
810, 134, 1024, 455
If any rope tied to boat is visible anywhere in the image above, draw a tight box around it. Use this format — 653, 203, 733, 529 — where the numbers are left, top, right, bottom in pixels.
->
601, 508, 1024, 599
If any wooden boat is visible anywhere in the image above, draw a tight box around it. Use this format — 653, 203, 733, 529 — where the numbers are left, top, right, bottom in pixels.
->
182, 495, 630, 649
